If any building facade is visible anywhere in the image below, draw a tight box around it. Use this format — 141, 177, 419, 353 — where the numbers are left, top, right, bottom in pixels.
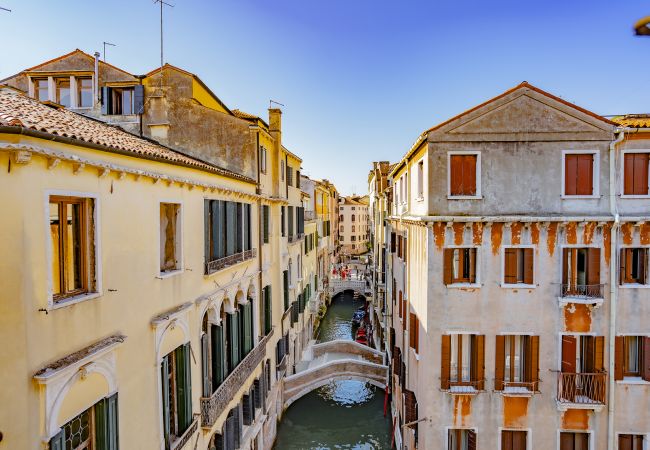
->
378, 83, 650, 450
339, 195, 370, 258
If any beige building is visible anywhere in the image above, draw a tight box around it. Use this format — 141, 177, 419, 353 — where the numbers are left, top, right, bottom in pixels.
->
339, 195, 370, 257
377, 83, 650, 450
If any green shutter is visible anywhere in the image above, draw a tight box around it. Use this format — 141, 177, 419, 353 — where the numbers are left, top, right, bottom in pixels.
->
230, 314, 240, 368
226, 202, 236, 256
161, 357, 171, 449
264, 286, 272, 335
106, 393, 119, 450
211, 324, 224, 387
283, 271, 289, 311
175, 344, 192, 433
243, 303, 253, 354
201, 333, 210, 396
204, 200, 211, 267
95, 397, 108, 450
49, 429, 65, 450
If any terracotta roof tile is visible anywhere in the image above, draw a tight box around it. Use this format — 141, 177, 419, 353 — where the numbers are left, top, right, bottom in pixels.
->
611, 114, 650, 129
0, 89, 255, 183
232, 109, 259, 120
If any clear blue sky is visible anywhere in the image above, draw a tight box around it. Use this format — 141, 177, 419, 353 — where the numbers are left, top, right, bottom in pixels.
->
1, 0, 649, 194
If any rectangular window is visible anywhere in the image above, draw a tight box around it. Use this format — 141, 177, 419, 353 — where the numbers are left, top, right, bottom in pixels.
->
77, 77, 93, 108
49, 196, 94, 301
287, 167, 294, 187
204, 200, 253, 274
615, 335, 650, 381
417, 160, 424, 198
296, 170, 301, 188
101, 86, 143, 115
449, 154, 477, 196
280, 160, 285, 180
495, 335, 539, 391
618, 434, 645, 450
443, 248, 477, 285
283, 270, 290, 311
503, 247, 534, 285
564, 153, 595, 196
409, 311, 419, 354
441, 334, 485, 390
559, 432, 589, 450
620, 248, 648, 285
34, 78, 49, 101
111, 87, 134, 115
559, 335, 606, 405
161, 343, 193, 448
623, 153, 649, 196
501, 430, 527, 450
260, 147, 267, 174
262, 205, 270, 244
562, 248, 601, 297
55, 77, 71, 107
448, 429, 477, 450
160, 203, 181, 273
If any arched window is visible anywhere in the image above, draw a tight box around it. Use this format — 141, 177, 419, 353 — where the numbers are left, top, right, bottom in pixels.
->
238, 301, 254, 357
352, 214, 356, 222
201, 308, 225, 397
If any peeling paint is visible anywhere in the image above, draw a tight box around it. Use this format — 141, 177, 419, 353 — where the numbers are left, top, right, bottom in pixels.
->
453, 222, 465, 246
582, 222, 596, 245
433, 222, 446, 250
472, 222, 483, 246
510, 222, 523, 245
453, 395, 472, 427
565, 222, 577, 245
564, 303, 591, 333
503, 397, 528, 428
621, 222, 634, 245
603, 224, 611, 266
530, 223, 540, 245
547, 222, 558, 257
562, 409, 589, 430
491, 223, 504, 255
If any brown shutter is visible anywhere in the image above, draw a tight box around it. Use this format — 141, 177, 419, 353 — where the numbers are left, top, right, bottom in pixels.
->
560, 433, 574, 450
393, 347, 401, 375
523, 248, 534, 284
409, 312, 416, 349
467, 430, 477, 450
619, 434, 632, 450
504, 248, 517, 284
587, 248, 601, 287
561, 335, 577, 373
469, 248, 476, 283
441, 335, 451, 390
403, 237, 408, 263
502, 430, 513, 450
594, 336, 605, 372
640, 249, 647, 285
495, 335, 505, 391
450, 155, 463, 195
620, 248, 627, 285
565, 154, 577, 195
614, 336, 624, 380
630, 153, 650, 195
576, 154, 594, 195
642, 337, 650, 382
443, 249, 454, 285
624, 153, 635, 195
464, 155, 477, 195
530, 336, 540, 390
403, 389, 417, 424
475, 334, 485, 390
562, 248, 570, 286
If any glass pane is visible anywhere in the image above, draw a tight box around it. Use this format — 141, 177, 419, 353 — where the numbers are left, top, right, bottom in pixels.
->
450, 335, 459, 381
65, 203, 84, 292
50, 202, 61, 295
452, 249, 460, 280
627, 337, 639, 373
122, 89, 133, 115
78, 78, 93, 108
36, 79, 49, 101
461, 335, 470, 381
56, 79, 71, 107
63, 407, 91, 450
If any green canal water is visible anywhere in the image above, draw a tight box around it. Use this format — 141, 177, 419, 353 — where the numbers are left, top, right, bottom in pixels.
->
273, 291, 391, 450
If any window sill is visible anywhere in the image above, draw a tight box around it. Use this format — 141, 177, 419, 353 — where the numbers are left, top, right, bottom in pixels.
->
616, 378, 650, 385
446, 385, 481, 395
557, 296, 604, 308
158, 269, 184, 279
50, 291, 101, 310
560, 194, 600, 199
446, 283, 481, 289
447, 195, 482, 200
498, 388, 536, 397
620, 194, 650, 199
501, 283, 536, 289
619, 283, 650, 289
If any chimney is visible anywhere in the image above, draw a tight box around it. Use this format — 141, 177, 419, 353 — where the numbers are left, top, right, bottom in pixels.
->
269, 108, 282, 133
93, 52, 100, 108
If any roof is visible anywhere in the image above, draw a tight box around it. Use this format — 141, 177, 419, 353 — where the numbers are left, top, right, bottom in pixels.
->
389, 81, 616, 178
611, 114, 650, 129
0, 89, 255, 183
342, 195, 369, 206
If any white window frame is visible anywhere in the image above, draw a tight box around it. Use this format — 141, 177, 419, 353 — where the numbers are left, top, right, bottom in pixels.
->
158, 200, 184, 279
561, 150, 600, 199
558, 244, 604, 306
615, 432, 649, 449
620, 149, 650, 199
416, 158, 425, 201
444, 426, 479, 450
498, 427, 532, 450
444, 245, 481, 288
500, 245, 537, 289
447, 150, 482, 200
45, 189, 102, 310
556, 429, 594, 450
616, 333, 650, 385
619, 245, 650, 288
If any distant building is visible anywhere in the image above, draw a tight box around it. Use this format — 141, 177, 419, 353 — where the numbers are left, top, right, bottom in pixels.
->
339, 195, 370, 257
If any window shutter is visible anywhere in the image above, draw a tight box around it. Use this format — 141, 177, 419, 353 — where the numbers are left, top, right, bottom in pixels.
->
201, 333, 210, 396
530, 336, 540, 390
95, 397, 108, 450
226, 202, 236, 255
214, 433, 224, 450
624, 154, 636, 195
441, 335, 451, 390
561, 335, 577, 373
409, 312, 416, 350
463, 155, 477, 195
49, 430, 65, 450
587, 248, 601, 286
565, 154, 578, 195
393, 347, 401, 375
263, 205, 269, 244
467, 430, 477, 450
242, 394, 252, 425
504, 248, 517, 284
204, 200, 211, 267
523, 248, 534, 284
443, 249, 454, 285
594, 336, 605, 372
562, 248, 570, 286
494, 335, 505, 391
474, 335, 485, 390
450, 155, 463, 195
253, 378, 262, 409
619, 434, 633, 450
101, 87, 110, 115
640, 249, 647, 285
403, 237, 408, 263
391, 232, 396, 253
230, 314, 240, 369
212, 324, 224, 387
576, 154, 594, 195
161, 357, 171, 447
620, 248, 627, 285
106, 393, 118, 450
643, 337, 650, 382
225, 414, 235, 450
614, 336, 624, 380
134, 84, 144, 114
403, 389, 417, 424
634, 153, 649, 195
233, 403, 242, 449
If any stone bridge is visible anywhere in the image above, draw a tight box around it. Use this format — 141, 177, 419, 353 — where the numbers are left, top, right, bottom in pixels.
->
282, 340, 388, 408
328, 278, 368, 298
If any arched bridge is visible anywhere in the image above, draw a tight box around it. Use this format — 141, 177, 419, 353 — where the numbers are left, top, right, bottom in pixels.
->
282, 340, 388, 408
329, 278, 368, 298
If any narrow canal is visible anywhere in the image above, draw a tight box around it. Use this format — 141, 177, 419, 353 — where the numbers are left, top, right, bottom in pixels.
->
274, 290, 391, 450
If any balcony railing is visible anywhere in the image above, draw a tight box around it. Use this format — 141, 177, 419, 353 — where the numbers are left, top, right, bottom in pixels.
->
557, 372, 606, 406
276, 354, 287, 379
200, 329, 273, 428
204, 248, 257, 275
288, 233, 304, 243
560, 283, 604, 300
171, 415, 199, 450
305, 210, 316, 221
501, 380, 539, 394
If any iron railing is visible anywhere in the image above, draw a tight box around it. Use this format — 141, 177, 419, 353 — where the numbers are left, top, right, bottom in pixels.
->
501, 380, 539, 393
305, 210, 316, 221
557, 372, 606, 405
288, 233, 304, 243
204, 248, 257, 275
560, 283, 604, 299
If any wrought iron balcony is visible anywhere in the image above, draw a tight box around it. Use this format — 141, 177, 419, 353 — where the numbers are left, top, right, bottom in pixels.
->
560, 283, 604, 299
200, 329, 273, 428
204, 248, 257, 275
557, 372, 606, 408
171, 415, 199, 450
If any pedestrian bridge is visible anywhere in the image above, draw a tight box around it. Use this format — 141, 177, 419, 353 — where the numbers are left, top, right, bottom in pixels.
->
328, 278, 368, 298
283, 340, 388, 408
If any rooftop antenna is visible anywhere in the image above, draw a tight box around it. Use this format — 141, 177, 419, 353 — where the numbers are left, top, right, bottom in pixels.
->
153, 0, 174, 93
102, 42, 116, 62
270, 100, 285, 108
0, 6, 11, 11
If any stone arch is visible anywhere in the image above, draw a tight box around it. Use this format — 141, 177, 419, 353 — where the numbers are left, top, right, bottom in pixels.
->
284, 374, 385, 409
157, 318, 190, 362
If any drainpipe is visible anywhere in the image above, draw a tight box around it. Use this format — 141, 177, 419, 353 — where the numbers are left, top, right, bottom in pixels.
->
607, 127, 625, 450
93, 52, 100, 108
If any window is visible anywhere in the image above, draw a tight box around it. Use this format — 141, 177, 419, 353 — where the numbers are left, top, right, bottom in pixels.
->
77, 77, 93, 108
409, 311, 419, 353
287, 167, 294, 186
352, 244, 356, 249
55, 77, 71, 107
620, 248, 648, 285
615, 336, 649, 381
160, 203, 181, 273
501, 430, 527, 450
281, 206, 286, 237
260, 147, 268, 174
618, 434, 645, 450
161, 343, 193, 449
417, 160, 424, 198
288, 206, 294, 238
559, 432, 589, 450
351, 236, 356, 241
443, 248, 477, 285
503, 247, 534, 285
280, 160, 285, 180
558, 335, 606, 404
449, 153, 478, 197
262, 205, 270, 243
352, 225, 356, 232
352, 214, 356, 222
34, 78, 49, 101
339, 214, 344, 222
441, 334, 485, 390
101, 86, 143, 115
112, 88, 133, 114
204, 200, 253, 274
448, 429, 476, 450
562, 248, 601, 297
564, 152, 596, 196
283, 270, 290, 311
201, 313, 225, 397
623, 152, 649, 196
49, 196, 95, 301
48, 394, 119, 450
495, 335, 539, 391
296, 170, 300, 187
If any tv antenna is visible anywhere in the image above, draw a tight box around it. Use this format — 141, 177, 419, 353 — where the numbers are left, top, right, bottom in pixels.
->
0, 6, 11, 12
103, 42, 116, 62
270, 100, 285, 108
153, 0, 174, 95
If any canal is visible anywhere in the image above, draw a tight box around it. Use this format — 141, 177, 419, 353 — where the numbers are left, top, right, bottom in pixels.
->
274, 290, 391, 450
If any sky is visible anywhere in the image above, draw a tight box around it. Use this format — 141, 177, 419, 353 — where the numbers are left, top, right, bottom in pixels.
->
1, 0, 649, 195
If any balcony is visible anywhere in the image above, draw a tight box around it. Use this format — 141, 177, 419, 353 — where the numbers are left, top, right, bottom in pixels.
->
558, 284, 605, 307
556, 372, 606, 410
204, 249, 257, 275
200, 329, 274, 428
501, 381, 539, 397
171, 415, 199, 450
288, 233, 304, 244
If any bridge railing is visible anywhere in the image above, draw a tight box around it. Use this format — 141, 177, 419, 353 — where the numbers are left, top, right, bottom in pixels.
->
312, 339, 383, 365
